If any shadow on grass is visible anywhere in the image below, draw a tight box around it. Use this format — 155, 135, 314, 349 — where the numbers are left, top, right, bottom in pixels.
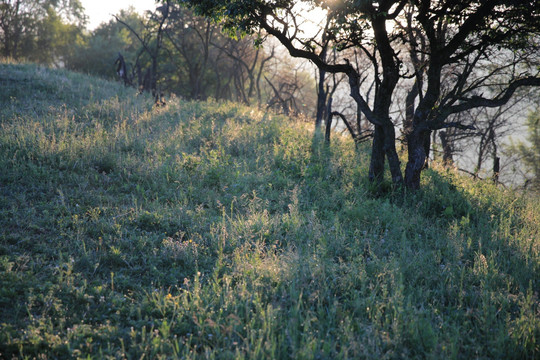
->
0, 66, 537, 358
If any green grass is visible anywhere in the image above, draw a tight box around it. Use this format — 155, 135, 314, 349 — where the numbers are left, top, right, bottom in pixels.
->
0, 62, 538, 359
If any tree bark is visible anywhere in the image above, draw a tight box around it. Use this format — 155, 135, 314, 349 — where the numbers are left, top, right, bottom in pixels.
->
383, 123, 403, 185
492, 156, 500, 184
423, 131, 432, 169
325, 97, 333, 143
369, 125, 385, 182
405, 128, 430, 190
439, 131, 454, 166
403, 79, 419, 141
316, 66, 327, 130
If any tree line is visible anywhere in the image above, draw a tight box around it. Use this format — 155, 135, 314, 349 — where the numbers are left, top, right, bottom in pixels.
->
1, 0, 316, 112
78, 3, 316, 114
180, 0, 540, 191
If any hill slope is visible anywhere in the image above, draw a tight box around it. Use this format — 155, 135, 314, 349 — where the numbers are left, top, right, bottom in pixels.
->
1, 63, 538, 359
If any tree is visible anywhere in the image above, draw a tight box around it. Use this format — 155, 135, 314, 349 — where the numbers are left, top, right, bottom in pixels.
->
326, 48, 374, 146
0, 0, 86, 64
65, 8, 144, 80
177, 0, 540, 190
507, 110, 540, 192
162, 5, 215, 99
436, 97, 525, 182
264, 52, 316, 116
178, 0, 406, 186
100, 4, 282, 105
115, 1, 171, 102
401, 0, 540, 188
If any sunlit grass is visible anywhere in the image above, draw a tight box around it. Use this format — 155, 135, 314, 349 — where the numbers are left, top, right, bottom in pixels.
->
0, 62, 538, 359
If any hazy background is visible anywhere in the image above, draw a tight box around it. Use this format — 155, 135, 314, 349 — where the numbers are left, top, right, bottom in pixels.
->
81, 0, 156, 29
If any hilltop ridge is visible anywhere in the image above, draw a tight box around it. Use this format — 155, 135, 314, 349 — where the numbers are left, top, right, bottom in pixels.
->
0, 63, 538, 359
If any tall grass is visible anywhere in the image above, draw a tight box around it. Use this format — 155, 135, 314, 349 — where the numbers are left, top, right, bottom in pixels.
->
0, 63, 538, 359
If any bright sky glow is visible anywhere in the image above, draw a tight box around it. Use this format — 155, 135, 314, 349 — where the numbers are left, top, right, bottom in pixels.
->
81, 0, 157, 29
81, 1, 328, 35
295, 4, 327, 39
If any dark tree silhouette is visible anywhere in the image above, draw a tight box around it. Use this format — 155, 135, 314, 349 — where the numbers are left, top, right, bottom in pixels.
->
400, 0, 540, 188
115, 1, 170, 103
174, 0, 540, 189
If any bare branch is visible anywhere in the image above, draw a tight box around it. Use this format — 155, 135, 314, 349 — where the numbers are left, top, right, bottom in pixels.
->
443, 76, 540, 116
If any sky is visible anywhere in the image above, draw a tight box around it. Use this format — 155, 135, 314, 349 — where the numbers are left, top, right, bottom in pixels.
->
80, 0, 158, 30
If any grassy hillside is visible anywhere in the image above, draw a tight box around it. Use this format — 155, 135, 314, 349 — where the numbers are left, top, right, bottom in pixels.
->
0, 63, 538, 359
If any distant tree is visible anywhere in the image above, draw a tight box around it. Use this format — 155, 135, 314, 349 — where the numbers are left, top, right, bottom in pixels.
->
328, 48, 375, 146
507, 110, 540, 192
163, 5, 216, 99
264, 52, 315, 116
209, 31, 277, 105
115, 1, 171, 102
436, 97, 525, 182
102, 4, 282, 105
0, 0, 86, 64
65, 8, 144, 79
